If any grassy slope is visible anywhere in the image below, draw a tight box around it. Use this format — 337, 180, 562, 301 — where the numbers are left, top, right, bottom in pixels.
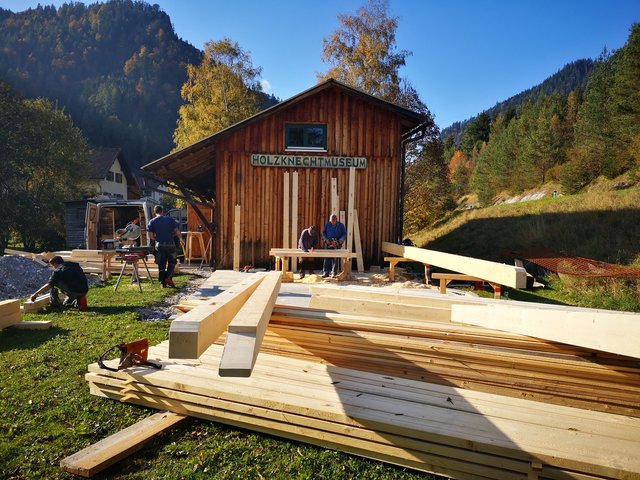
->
410, 186, 640, 311
413, 187, 640, 265
0, 276, 439, 480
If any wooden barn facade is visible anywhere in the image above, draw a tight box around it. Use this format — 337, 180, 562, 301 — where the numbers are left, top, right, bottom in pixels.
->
142, 79, 429, 269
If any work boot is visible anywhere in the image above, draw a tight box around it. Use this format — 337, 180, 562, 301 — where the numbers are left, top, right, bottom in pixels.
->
164, 278, 176, 288
321, 272, 329, 278
299, 272, 305, 279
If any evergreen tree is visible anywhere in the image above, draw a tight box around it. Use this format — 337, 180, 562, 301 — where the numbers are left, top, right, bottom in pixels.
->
561, 50, 617, 192
460, 112, 491, 156
610, 23, 640, 168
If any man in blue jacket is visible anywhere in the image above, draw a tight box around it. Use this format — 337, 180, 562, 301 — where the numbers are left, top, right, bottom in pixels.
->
321, 214, 346, 278
147, 205, 181, 288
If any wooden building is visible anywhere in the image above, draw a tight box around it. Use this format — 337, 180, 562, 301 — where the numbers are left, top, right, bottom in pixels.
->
142, 79, 429, 269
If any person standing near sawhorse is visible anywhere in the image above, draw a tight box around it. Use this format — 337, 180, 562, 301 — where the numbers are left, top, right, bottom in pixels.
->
147, 205, 181, 288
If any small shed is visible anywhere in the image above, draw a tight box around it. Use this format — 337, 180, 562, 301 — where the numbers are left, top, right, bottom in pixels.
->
142, 79, 429, 269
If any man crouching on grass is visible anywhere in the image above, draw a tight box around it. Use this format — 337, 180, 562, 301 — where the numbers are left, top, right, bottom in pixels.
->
30, 256, 88, 310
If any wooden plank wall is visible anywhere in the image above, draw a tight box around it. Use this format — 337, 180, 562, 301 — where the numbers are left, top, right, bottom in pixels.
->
212, 88, 402, 269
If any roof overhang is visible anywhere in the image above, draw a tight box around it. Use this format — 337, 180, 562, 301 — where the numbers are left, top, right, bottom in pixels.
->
142, 79, 429, 199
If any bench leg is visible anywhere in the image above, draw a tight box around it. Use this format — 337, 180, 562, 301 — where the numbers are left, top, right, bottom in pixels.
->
439, 279, 452, 295
337, 259, 351, 281
490, 283, 502, 299
388, 260, 398, 281
424, 263, 430, 285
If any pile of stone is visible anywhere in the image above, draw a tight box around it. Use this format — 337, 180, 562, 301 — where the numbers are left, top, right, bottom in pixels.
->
0, 255, 52, 301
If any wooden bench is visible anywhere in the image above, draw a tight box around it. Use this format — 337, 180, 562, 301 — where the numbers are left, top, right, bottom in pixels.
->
269, 248, 357, 280
431, 273, 503, 298
384, 256, 431, 284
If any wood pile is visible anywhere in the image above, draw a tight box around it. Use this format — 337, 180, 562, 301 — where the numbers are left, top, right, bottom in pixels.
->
4, 248, 178, 280
1, 298, 51, 329
85, 276, 640, 480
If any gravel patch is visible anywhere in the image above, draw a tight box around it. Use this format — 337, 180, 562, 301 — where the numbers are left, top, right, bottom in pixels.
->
138, 269, 210, 322
0, 255, 99, 301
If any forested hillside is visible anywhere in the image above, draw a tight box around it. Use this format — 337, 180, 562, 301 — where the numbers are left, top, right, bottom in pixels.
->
0, 1, 277, 168
405, 24, 639, 234
441, 59, 595, 144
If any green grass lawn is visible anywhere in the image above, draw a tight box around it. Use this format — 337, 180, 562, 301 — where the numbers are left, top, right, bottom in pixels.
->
0, 275, 440, 480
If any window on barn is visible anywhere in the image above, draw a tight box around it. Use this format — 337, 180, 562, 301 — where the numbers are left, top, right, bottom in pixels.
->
285, 123, 327, 151
106, 171, 114, 182
115, 173, 123, 183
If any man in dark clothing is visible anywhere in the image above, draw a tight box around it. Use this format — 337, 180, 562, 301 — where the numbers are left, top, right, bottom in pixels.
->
147, 205, 181, 288
31, 256, 88, 310
297, 225, 319, 278
321, 214, 347, 278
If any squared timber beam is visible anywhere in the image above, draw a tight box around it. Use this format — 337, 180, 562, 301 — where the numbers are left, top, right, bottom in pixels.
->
219, 271, 282, 377
382, 242, 527, 289
0, 299, 21, 329
169, 273, 266, 359
452, 302, 640, 358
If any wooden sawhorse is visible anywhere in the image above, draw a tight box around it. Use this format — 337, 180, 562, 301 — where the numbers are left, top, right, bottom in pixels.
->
384, 256, 431, 284
431, 273, 503, 298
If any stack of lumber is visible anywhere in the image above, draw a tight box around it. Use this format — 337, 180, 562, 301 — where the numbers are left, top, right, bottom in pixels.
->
1, 298, 51, 329
86, 274, 640, 479
268, 305, 640, 417
86, 336, 640, 480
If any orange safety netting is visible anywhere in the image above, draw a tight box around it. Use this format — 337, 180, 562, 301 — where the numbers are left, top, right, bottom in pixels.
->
511, 248, 640, 278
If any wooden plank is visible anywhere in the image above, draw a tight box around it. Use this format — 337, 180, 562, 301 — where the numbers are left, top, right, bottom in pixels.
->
283, 172, 290, 249
269, 248, 356, 259
308, 295, 451, 322
346, 167, 355, 253
452, 302, 640, 359
21, 294, 51, 314
291, 171, 298, 272
331, 177, 338, 217
13, 321, 52, 330
233, 204, 241, 271
353, 209, 364, 272
0, 300, 21, 329
169, 273, 266, 359
60, 411, 186, 477
382, 242, 527, 289
219, 271, 282, 377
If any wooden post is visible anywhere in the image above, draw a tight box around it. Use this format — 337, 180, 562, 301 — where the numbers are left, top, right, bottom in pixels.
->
283, 172, 290, 249
233, 205, 241, 271
353, 209, 364, 272
331, 177, 338, 217
346, 167, 355, 253
290, 171, 298, 272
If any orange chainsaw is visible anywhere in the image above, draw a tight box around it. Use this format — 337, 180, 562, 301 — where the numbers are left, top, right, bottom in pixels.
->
97, 338, 162, 372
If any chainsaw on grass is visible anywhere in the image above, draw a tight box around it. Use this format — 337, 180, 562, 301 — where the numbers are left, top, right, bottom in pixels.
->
97, 338, 162, 372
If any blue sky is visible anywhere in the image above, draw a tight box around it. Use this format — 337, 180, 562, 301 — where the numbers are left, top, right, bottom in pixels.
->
2, 0, 639, 128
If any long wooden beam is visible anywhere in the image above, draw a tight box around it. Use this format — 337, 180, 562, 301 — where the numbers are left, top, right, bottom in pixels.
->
452, 302, 640, 359
60, 411, 186, 477
168, 273, 266, 359
219, 271, 282, 377
382, 242, 527, 289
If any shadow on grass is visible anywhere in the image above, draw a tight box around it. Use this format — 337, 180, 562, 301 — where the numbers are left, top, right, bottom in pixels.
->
0, 325, 71, 353
422, 209, 640, 265
506, 288, 569, 305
